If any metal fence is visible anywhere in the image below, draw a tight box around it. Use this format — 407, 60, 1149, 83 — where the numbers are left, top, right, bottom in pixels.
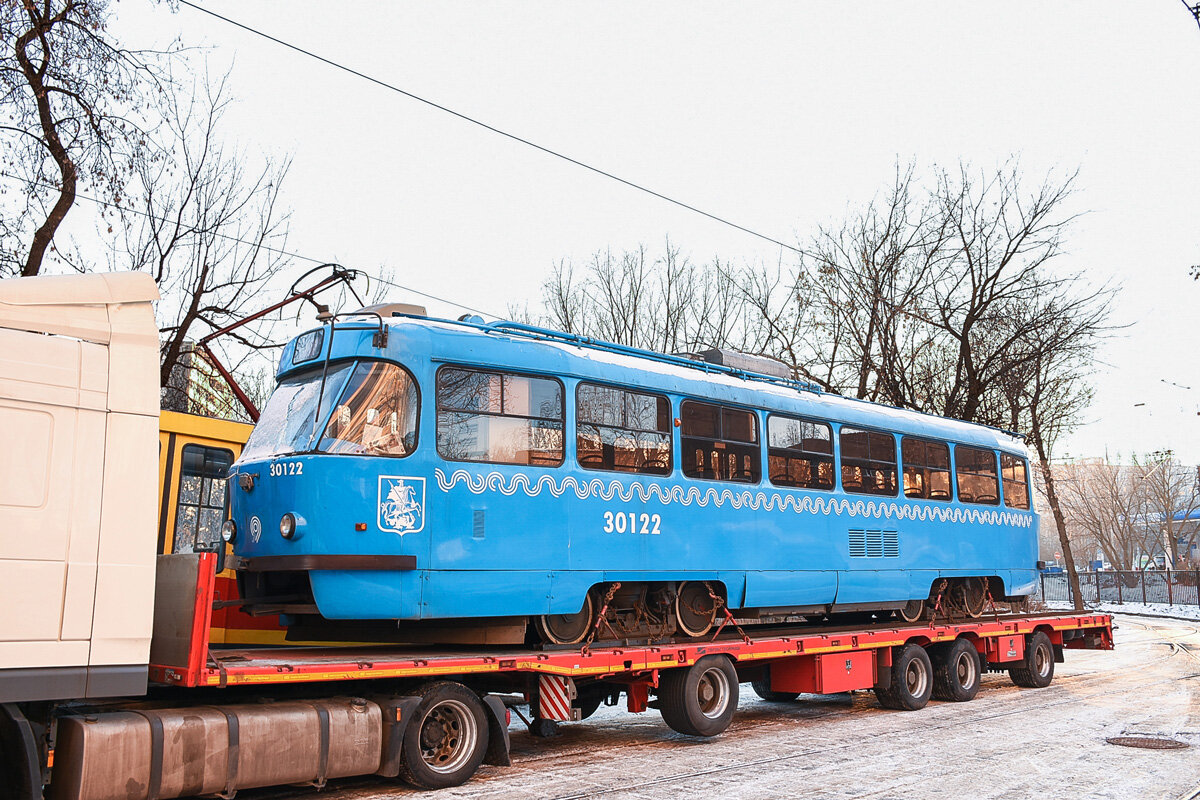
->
1038, 570, 1200, 607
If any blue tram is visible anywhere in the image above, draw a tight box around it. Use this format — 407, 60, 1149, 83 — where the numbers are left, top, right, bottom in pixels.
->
227, 308, 1039, 643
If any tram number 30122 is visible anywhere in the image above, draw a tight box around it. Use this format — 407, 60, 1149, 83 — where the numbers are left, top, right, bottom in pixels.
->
268, 461, 303, 477
602, 511, 662, 535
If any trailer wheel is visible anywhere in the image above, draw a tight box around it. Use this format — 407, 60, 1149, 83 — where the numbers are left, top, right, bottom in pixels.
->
659, 655, 739, 736
398, 682, 490, 790
1009, 631, 1055, 688
874, 644, 933, 711
930, 638, 981, 702
750, 679, 799, 702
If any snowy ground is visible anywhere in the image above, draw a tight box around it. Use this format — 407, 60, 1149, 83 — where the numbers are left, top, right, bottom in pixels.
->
255, 614, 1200, 800
1044, 599, 1200, 622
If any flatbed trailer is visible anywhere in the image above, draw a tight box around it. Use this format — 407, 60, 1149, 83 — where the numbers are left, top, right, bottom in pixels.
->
7, 552, 1112, 799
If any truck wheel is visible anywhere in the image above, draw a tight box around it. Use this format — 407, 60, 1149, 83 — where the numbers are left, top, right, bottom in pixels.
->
930, 638, 981, 701
750, 679, 799, 702
398, 682, 490, 789
659, 655, 739, 736
1010, 631, 1055, 688
874, 644, 933, 711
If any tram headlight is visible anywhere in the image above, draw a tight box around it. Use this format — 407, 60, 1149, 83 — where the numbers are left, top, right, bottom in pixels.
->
280, 513, 297, 540
221, 519, 237, 543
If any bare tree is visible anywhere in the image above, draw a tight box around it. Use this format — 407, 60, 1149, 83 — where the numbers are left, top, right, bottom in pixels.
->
0, 0, 172, 276
1056, 460, 1148, 571
105, 70, 293, 415
1135, 451, 1200, 568
793, 163, 942, 399
538, 240, 758, 355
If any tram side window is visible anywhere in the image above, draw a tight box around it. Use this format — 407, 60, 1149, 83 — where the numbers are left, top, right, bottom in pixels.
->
767, 414, 833, 490
1000, 452, 1031, 510
840, 427, 897, 496
320, 361, 419, 457
576, 383, 671, 475
955, 445, 999, 505
901, 437, 952, 501
174, 445, 233, 554
436, 367, 564, 466
681, 400, 760, 483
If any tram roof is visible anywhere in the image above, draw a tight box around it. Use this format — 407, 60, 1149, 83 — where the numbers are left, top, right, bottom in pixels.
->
287, 313, 1030, 454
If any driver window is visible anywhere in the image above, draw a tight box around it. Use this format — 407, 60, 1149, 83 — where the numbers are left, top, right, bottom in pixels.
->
319, 361, 420, 457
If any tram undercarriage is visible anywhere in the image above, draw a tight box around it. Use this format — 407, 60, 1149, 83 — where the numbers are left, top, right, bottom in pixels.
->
265, 575, 1012, 647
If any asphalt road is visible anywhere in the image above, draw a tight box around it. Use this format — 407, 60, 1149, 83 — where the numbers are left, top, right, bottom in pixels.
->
256, 614, 1200, 800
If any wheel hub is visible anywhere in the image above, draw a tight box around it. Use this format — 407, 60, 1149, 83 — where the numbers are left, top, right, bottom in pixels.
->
418, 699, 476, 773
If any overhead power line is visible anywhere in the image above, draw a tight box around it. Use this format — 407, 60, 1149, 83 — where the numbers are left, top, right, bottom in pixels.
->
0, 169, 500, 319
178, 0, 801, 255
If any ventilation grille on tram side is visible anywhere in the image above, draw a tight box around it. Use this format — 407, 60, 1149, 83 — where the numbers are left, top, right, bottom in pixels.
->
848, 529, 899, 558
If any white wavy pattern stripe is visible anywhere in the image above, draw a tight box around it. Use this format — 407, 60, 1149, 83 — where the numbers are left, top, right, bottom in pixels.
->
433, 469, 1032, 527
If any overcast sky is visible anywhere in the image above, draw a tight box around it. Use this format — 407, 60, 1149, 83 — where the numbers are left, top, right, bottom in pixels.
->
105, 1, 1199, 463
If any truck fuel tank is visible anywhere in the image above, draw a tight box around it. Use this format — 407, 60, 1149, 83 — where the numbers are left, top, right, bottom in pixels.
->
50, 697, 382, 800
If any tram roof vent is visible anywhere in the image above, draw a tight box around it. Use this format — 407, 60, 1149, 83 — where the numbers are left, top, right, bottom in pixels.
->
686, 348, 792, 380
351, 302, 427, 318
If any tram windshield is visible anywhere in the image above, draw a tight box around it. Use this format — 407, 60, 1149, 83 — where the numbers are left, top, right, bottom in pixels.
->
240, 362, 354, 460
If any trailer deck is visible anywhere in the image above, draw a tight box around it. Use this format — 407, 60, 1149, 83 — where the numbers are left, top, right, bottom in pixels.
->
148, 554, 1113, 690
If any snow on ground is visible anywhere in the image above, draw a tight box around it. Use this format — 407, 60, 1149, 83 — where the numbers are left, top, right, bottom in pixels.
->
1045, 599, 1200, 621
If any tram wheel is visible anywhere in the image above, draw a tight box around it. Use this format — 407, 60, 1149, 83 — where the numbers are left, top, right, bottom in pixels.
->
398, 682, 489, 790
1010, 631, 1055, 688
659, 655, 739, 736
898, 599, 926, 623
751, 678, 799, 703
874, 644, 933, 711
675, 581, 719, 638
949, 578, 987, 619
930, 638, 981, 702
534, 592, 595, 645
962, 577, 987, 618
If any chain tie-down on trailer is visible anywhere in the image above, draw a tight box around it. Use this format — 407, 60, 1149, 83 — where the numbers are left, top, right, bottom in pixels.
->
580, 582, 623, 656
983, 577, 1001, 623
705, 581, 753, 644
929, 578, 949, 628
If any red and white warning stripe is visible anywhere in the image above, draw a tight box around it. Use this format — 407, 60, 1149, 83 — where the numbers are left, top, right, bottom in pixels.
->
538, 674, 577, 721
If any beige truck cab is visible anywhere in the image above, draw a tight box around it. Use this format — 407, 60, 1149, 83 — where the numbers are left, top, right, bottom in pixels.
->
0, 272, 160, 702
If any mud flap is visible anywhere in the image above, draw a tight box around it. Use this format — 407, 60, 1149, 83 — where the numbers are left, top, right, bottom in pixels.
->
375, 696, 422, 778
0, 703, 41, 800
872, 646, 893, 691
482, 696, 511, 767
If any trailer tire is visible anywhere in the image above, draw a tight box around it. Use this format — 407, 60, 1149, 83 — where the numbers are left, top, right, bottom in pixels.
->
398, 682, 490, 790
750, 679, 799, 702
930, 638, 981, 702
874, 644, 933, 711
1010, 631, 1055, 688
659, 655, 739, 736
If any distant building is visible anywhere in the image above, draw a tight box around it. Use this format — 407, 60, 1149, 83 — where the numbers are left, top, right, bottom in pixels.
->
162, 343, 252, 422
